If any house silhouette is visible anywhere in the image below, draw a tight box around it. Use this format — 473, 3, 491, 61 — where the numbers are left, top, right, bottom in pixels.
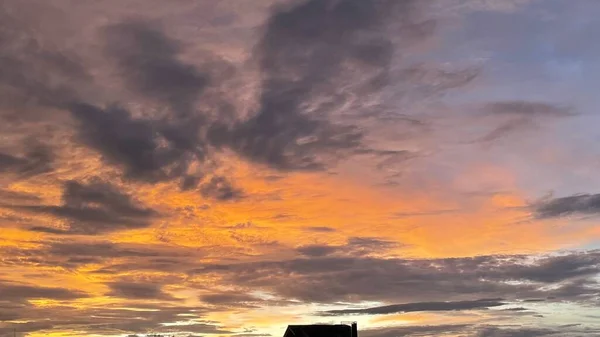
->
283, 322, 357, 337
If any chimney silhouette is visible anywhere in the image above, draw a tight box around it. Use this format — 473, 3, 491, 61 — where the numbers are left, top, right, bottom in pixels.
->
351, 322, 357, 337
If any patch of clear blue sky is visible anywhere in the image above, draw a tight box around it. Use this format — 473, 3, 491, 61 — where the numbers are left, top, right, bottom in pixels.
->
412, 0, 600, 199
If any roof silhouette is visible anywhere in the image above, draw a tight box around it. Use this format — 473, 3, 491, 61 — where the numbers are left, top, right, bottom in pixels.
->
284, 325, 353, 337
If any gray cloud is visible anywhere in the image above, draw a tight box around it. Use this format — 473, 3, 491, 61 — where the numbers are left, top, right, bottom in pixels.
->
61, 19, 215, 187
343, 324, 589, 337
482, 101, 573, 117
346, 236, 399, 253
48, 241, 169, 259
106, 281, 177, 301
0, 282, 87, 301
66, 20, 243, 193
0, 14, 218, 190
69, 102, 199, 184
13, 180, 157, 235
533, 193, 600, 219
199, 289, 297, 308
502, 307, 529, 311
104, 20, 208, 118
361, 324, 471, 337
296, 245, 339, 257
0, 322, 54, 336
192, 251, 600, 304
474, 101, 574, 144
296, 236, 398, 257
509, 252, 600, 282
0, 302, 211, 336
323, 298, 505, 315
398, 63, 479, 98
468, 101, 576, 143
3, 245, 599, 335
473, 326, 559, 337
27, 226, 68, 235
0, 240, 195, 271
199, 292, 260, 306
208, 0, 415, 171
1, 0, 474, 192
476, 118, 532, 144
0, 189, 41, 203
200, 176, 244, 201
0, 143, 53, 177
0, 6, 88, 113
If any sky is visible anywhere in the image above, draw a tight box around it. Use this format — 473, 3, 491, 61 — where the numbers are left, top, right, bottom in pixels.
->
1, 0, 600, 336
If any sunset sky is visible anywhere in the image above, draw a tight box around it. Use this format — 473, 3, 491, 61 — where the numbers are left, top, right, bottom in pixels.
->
1, 0, 600, 336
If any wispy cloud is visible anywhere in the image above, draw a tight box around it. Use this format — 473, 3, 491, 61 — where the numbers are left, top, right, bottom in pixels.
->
322, 298, 505, 315
11, 180, 157, 235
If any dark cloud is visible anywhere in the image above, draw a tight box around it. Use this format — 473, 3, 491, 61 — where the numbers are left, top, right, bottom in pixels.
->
473, 326, 558, 337
296, 237, 397, 257
0, 302, 210, 335
346, 236, 398, 252
482, 101, 573, 117
69, 102, 200, 183
0, 282, 87, 301
313, 323, 588, 337
13, 180, 157, 235
476, 118, 532, 144
0, 240, 195, 271
0, 153, 27, 171
202, 0, 473, 173
104, 20, 208, 118
508, 252, 600, 283
209, 0, 416, 171
191, 250, 600, 303
533, 193, 600, 219
0, 3, 93, 126
200, 292, 259, 306
0, 322, 54, 335
181, 175, 203, 191
0, 311, 22, 321
200, 176, 244, 201
62, 180, 152, 217
0, 21, 85, 113
48, 241, 171, 259
522, 298, 548, 302
322, 298, 505, 315
361, 324, 471, 337
0, 189, 41, 203
474, 101, 574, 144
94, 19, 231, 188
0, 143, 53, 177
92, 260, 191, 275
106, 281, 177, 301
398, 63, 479, 97
296, 245, 338, 257
503, 307, 529, 311
27, 226, 68, 235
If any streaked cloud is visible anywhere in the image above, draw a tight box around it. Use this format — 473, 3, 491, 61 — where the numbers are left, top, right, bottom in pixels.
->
10, 180, 157, 235
534, 193, 600, 219
322, 298, 506, 316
